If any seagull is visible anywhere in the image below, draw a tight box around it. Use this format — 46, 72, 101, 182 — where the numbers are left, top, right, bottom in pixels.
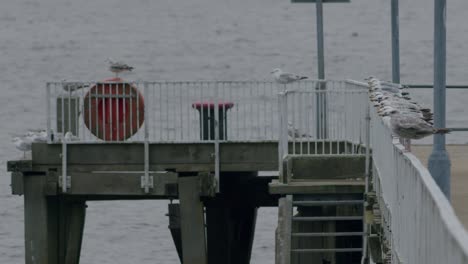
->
368, 77, 450, 143
271, 68, 308, 85
287, 122, 311, 139
12, 130, 48, 158
12, 137, 31, 158
106, 58, 134, 77
64, 131, 79, 142
61, 80, 90, 94
389, 113, 450, 140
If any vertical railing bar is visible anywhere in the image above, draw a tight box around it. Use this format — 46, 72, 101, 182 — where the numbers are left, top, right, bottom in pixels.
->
314, 88, 318, 154
236, 83, 240, 140
296, 89, 304, 155
222, 82, 227, 140
200, 82, 204, 141
144, 83, 150, 193
124, 82, 128, 141
110, 83, 114, 142
214, 82, 220, 192
93, 82, 97, 141
60, 88, 67, 193
179, 83, 183, 141
102, 83, 107, 141
114, 83, 119, 141
305, 83, 310, 154
344, 88, 348, 154
165, 82, 169, 141
291, 93, 296, 155
129, 82, 134, 141
328, 89, 331, 153
263, 82, 267, 139
46, 83, 51, 143
271, 82, 274, 140
256, 81, 260, 140
67, 85, 71, 137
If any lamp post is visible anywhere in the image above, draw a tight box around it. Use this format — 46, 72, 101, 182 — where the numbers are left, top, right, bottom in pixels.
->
428, 0, 451, 199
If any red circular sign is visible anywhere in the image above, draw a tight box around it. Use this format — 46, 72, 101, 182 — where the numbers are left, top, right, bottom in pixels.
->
83, 78, 145, 141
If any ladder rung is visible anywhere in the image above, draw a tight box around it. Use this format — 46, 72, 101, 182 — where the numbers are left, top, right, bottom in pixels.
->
292, 232, 365, 237
292, 248, 363, 253
293, 200, 364, 206
293, 216, 363, 221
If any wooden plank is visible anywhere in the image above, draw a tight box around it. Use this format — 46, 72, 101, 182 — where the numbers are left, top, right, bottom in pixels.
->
60, 172, 178, 196
269, 180, 365, 194
285, 155, 366, 180
179, 176, 207, 264
7, 160, 32, 172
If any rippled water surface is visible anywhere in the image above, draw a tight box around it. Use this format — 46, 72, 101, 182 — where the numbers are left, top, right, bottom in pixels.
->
1, 0, 468, 263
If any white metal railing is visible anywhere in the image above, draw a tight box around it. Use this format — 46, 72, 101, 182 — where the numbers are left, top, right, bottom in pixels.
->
370, 104, 468, 263
278, 80, 369, 161
47, 80, 335, 144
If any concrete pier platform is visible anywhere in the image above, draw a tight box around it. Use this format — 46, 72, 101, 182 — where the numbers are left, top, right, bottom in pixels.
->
412, 145, 468, 229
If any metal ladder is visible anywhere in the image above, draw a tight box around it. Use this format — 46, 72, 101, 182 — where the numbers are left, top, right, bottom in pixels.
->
284, 194, 365, 264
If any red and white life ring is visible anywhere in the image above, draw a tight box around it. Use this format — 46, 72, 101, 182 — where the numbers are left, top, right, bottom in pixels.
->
83, 77, 145, 141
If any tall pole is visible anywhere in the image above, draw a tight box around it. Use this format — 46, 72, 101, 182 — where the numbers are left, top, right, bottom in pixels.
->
315, 0, 327, 138
391, 0, 400, 83
316, 0, 325, 79
428, 0, 451, 199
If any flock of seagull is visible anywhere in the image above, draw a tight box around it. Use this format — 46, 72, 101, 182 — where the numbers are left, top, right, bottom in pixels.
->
367, 76, 449, 141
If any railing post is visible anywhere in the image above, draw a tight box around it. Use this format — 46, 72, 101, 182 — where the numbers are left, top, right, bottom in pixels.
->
143, 82, 151, 194
214, 82, 220, 192
428, 0, 451, 199
279, 92, 289, 183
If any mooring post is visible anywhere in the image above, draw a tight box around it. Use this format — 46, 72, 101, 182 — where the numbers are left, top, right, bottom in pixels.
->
428, 0, 451, 199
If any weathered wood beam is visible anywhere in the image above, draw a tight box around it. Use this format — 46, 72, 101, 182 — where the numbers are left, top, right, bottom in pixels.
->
179, 176, 208, 264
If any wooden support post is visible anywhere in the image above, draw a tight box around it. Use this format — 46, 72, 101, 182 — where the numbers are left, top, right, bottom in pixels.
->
179, 176, 207, 264
276, 196, 292, 264
167, 203, 183, 262
64, 200, 87, 264
24, 173, 58, 264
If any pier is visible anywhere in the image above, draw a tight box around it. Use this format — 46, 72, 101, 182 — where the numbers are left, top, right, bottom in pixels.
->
7, 79, 468, 264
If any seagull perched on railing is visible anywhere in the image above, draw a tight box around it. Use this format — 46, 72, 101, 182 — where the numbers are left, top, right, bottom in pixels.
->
368, 77, 450, 146
271, 68, 308, 84
12, 130, 48, 158
106, 58, 134, 77
61, 80, 90, 94
287, 122, 311, 139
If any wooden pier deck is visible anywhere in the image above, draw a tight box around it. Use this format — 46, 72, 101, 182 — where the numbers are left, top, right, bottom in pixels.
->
412, 144, 468, 229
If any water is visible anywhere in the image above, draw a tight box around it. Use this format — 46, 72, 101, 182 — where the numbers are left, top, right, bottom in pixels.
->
1, 0, 468, 263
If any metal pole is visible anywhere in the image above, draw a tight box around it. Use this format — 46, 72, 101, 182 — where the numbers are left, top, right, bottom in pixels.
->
315, 1, 328, 139
391, 0, 400, 83
428, 0, 450, 199
316, 0, 325, 79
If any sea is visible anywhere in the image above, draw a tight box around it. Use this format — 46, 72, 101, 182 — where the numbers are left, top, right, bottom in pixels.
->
1, 0, 468, 263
